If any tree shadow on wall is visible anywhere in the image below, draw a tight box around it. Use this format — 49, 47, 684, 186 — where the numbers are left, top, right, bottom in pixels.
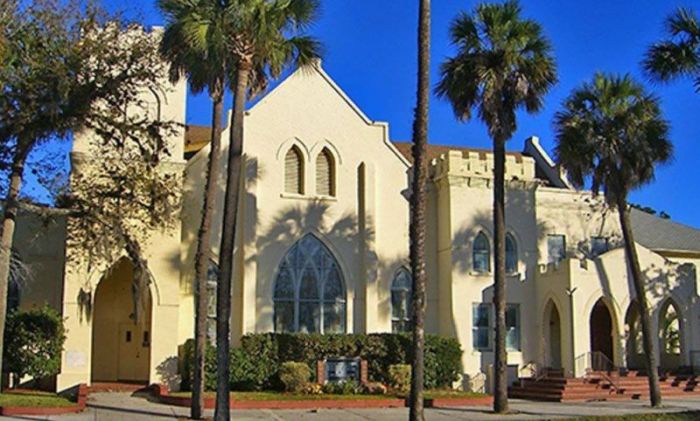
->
253, 200, 408, 333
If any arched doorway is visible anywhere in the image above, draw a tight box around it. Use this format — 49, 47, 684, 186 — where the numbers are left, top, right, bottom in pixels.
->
659, 299, 683, 371
590, 299, 614, 367
543, 300, 562, 369
624, 301, 644, 370
91, 258, 152, 383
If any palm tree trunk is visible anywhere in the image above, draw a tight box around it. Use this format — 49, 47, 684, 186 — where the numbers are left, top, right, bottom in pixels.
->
617, 197, 662, 407
215, 63, 250, 421
492, 136, 508, 414
191, 81, 225, 420
408, 1, 429, 420
0, 145, 28, 390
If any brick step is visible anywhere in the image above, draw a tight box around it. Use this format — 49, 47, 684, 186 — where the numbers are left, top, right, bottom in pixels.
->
519, 378, 599, 386
511, 386, 700, 402
88, 382, 149, 394
511, 373, 700, 403
517, 381, 605, 390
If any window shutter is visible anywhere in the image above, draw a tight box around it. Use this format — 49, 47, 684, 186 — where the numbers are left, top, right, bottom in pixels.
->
285, 147, 302, 194
316, 149, 334, 196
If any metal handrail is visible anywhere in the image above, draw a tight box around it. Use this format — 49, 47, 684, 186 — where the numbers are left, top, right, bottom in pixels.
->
576, 351, 620, 393
596, 369, 621, 394
575, 351, 616, 374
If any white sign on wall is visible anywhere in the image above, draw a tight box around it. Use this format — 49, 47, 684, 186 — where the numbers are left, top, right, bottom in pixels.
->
65, 351, 87, 368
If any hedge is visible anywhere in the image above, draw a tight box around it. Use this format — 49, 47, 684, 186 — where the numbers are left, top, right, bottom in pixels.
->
181, 333, 462, 391
3, 305, 66, 383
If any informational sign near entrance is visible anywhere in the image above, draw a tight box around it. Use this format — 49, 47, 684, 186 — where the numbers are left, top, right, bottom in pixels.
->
325, 357, 361, 383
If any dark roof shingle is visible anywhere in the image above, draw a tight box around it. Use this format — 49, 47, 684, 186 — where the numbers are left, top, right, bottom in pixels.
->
630, 207, 700, 254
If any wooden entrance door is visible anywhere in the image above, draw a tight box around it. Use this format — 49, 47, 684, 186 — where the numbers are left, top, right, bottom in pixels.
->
117, 323, 150, 382
590, 301, 613, 364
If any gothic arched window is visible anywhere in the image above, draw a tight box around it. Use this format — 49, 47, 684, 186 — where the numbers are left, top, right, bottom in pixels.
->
315, 148, 335, 197
473, 232, 490, 273
274, 235, 346, 333
391, 268, 412, 333
505, 233, 518, 274
285, 146, 304, 194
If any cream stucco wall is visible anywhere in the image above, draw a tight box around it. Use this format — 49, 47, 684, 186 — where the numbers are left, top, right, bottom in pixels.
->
14, 59, 699, 393
54, 31, 187, 391
180, 64, 412, 344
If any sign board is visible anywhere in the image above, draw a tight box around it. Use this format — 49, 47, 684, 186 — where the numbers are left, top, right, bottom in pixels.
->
325, 357, 360, 383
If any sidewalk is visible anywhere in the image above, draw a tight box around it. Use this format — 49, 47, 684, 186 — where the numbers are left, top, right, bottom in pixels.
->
2, 392, 700, 420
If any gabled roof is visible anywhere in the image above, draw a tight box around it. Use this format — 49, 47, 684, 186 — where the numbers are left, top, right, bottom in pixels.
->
630, 207, 700, 254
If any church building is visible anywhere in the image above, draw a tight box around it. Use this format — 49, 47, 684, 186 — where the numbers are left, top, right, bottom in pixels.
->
15, 63, 700, 392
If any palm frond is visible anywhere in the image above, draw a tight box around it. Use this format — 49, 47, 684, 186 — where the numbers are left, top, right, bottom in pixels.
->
643, 7, 700, 86
553, 73, 673, 204
436, 0, 556, 141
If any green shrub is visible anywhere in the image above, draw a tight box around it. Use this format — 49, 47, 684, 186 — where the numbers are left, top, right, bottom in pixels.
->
3, 306, 66, 383
388, 364, 411, 393
278, 362, 310, 393
180, 339, 217, 391
230, 348, 264, 391
180, 333, 462, 392
321, 380, 363, 395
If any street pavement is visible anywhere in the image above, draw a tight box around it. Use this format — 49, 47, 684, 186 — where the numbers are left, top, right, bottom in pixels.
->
2, 392, 700, 420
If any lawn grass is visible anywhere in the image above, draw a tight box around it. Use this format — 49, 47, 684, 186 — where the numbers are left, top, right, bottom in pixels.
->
172, 391, 398, 401
569, 412, 700, 421
171, 389, 487, 401
0, 390, 75, 407
422, 389, 487, 399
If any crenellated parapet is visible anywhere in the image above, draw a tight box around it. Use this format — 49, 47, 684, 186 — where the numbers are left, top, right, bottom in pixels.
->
431, 148, 538, 188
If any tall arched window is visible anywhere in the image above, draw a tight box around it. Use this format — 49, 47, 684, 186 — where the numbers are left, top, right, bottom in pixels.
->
274, 235, 346, 333
505, 233, 517, 274
7, 280, 20, 313
284, 146, 304, 194
206, 260, 220, 344
660, 300, 681, 355
473, 232, 490, 273
391, 268, 412, 333
316, 148, 335, 197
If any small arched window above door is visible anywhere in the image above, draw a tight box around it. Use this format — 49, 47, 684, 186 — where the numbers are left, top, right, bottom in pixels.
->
284, 146, 304, 194
315, 148, 335, 197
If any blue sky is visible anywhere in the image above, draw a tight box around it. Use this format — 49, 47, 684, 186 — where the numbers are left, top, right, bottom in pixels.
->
44, 1, 700, 227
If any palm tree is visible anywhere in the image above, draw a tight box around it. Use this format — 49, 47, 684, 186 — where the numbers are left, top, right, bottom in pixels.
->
643, 7, 700, 92
215, 1, 321, 419
553, 73, 672, 408
408, 0, 430, 420
158, 1, 230, 418
435, 1, 556, 413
